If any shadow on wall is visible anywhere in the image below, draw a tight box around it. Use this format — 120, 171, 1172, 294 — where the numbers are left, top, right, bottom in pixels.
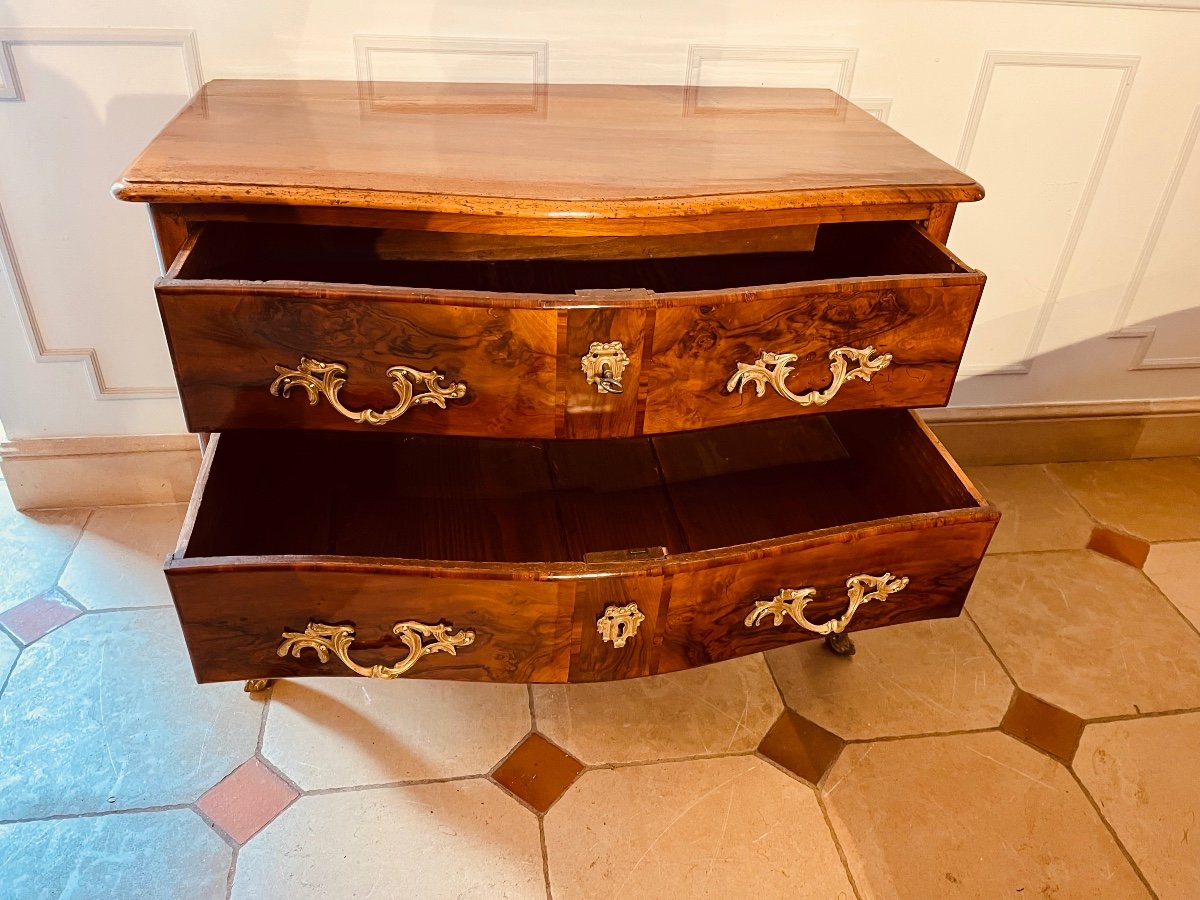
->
949, 307, 1200, 409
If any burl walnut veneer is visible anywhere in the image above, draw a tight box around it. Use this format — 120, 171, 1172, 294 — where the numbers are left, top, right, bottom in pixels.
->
115, 81, 998, 687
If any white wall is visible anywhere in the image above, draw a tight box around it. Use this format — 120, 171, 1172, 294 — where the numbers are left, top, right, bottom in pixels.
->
1, 1, 1198, 440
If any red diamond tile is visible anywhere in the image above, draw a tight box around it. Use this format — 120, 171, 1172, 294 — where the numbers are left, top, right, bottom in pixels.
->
197, 757, 299, 845
0, 590, 81, 645
1087, 526, 1150, 569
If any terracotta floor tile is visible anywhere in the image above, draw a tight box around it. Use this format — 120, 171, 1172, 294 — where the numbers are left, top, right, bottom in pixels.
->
196, 757, 299, 845
1076, 712, 1200, 899
59, 504, 186, 609
532, 654, 782, 765
0, 489, 88, 614
0, 809, 230, 899
491, 732, 584, 813
0, 590, 81, 645
1086, 525, 1150, 568
766, 616, 1013, 739
232, 781, 544, 899
756, 708, 844, 785
1144, 540, 1200, 630
966, 464, 1095, 553
968, 550, 1200, 718
544, 756, 854, 898
825, 732, 1148, 898
262, 677, 530, 790
1049, 457, 1200, 541
1000, 689, 1085, 762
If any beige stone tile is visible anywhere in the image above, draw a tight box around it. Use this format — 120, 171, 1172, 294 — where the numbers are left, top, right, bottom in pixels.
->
59, 505, 187, 609
1076, 713, 1200, 899
233, 780, 545, 899
1132, 414, 1200, 458
1049, 457, 1200, 541
262, 678, 530, 790
930, 417, 1142, 466
825, 732, 1149, 899
766, 617, 1013, 740
965, 464, 1094, 553
0, 809, 230, 899
1145, 541, 1200, 630
0, 609, 261, 819
532, 654, 782, 765
0, 486, 88, 614
544, 755, 853, 899
967, 551, 1200, 718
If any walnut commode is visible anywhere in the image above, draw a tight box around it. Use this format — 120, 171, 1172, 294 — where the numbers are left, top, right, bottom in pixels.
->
115, 81, 999, 690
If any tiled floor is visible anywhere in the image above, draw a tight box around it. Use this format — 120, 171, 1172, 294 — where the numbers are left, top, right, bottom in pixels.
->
2, 458, 1200, 898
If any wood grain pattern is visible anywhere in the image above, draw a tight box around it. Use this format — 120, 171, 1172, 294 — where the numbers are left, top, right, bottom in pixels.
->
654, 518, 996, 674
167, 567, 573, 684
115, 81, 982, 230
158, 219, 983, 438
167, 412, 998, 684
646, 280, 984, 433
157, 288, 559, 437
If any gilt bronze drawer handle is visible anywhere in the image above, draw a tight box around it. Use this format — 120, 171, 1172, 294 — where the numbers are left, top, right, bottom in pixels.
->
596, 602, 645, 648
726, 346, 892, 407
270, 356, 466, 425
745, 573, 909, 635
277, 620, 475, 678
581, 341, 629, 394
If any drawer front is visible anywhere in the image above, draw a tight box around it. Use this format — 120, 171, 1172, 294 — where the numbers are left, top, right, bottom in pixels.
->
644, 280, 983, 433
167, 568, 573, 684
158, 289, 558, 437
654, 518, 996, 674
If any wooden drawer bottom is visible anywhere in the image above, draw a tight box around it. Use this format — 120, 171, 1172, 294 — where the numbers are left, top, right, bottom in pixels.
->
166, 411, 998, 683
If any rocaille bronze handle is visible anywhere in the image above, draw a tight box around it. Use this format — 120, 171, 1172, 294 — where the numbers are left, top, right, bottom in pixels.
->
744, 573, 909, 635
726, 346, 892, 407
277, 620, 475, 678
270, 356, 466, 425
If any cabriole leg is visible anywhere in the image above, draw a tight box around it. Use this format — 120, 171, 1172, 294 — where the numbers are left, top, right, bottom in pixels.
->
824, 632, 856, 656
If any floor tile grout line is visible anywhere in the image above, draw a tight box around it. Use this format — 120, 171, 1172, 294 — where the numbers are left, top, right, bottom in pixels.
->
53, 585, 87, 612
814, 790, 864, 900
0, 802, 193, 826
189, 802, 241, 852
1083, 704, 1200, 726
50, 507, 95, 588
580, 747, 763, 772
225, 846, 240, 900
527, 683, 538, 731
962, 608, 1020, 687
538, 816, 554, 900
842, 725, 1000, 746
1066, 764, 1159, 897
0, 643, 22, 698
301, 772, 484, 796
74, 604, 174, 614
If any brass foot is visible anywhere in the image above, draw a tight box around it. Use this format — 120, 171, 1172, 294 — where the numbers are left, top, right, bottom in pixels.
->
244, 678, 273, 693
825, 632, 856, 656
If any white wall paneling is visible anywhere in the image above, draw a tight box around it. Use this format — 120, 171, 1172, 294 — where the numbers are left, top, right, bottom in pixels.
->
952, 52, 1138, 376
684, 45, 857, 112
1108, 104, 1200, 369
0, 28, 201, 437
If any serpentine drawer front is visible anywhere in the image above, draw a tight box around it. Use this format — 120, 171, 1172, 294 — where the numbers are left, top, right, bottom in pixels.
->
156, 219, 984, 439
118, 81, 999, 687
165, 411, 997, 684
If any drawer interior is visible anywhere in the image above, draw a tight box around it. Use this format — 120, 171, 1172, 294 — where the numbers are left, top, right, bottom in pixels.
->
181, 411, 985, 564
172, 220, 970, 295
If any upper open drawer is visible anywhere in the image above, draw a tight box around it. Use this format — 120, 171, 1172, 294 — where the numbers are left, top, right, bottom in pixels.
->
156, 219, 985, 439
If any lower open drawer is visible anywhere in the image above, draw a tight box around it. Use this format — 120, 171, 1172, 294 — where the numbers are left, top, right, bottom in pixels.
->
166, 410, 998, 683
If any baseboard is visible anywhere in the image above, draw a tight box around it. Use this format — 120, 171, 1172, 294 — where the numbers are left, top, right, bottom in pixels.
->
2, 402, 1197, 508
925, 399, 1200, 466
0, 434, 202, 510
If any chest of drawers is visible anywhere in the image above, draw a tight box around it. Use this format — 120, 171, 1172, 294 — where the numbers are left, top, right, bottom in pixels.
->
116, 81, 998, 686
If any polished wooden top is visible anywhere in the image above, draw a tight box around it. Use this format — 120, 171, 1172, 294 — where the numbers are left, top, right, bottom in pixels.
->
115, 80, 981, 219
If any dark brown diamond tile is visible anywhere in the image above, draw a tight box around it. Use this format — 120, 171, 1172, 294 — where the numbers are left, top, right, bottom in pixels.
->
757, 708, 844, 786
1086, 526, 1150, 569
1000, 689, 1086, 763
492, 732, 584, 813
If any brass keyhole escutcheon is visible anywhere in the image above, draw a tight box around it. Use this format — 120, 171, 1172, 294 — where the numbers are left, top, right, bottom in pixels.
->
581, 341, 630, 394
